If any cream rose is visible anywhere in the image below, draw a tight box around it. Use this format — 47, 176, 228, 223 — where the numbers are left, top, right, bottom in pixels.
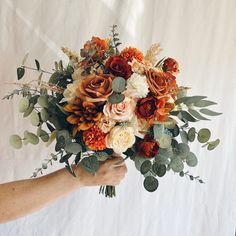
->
97, 116, 116, 133
63, 80, 80, 102
125, 73, 149, 98
105, 125, 136, 154
129, 115, 150, 138
72, 68, 84, 80
103, 97, 135, 121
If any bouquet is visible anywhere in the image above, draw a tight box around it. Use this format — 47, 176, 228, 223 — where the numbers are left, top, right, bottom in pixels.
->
4, 25, 221, 197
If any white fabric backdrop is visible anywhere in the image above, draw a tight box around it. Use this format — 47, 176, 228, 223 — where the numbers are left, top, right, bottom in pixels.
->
0, 0, 235, 235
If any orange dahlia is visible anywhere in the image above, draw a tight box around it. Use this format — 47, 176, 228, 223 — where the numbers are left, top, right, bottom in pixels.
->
120, 47, 144, 62
83, 125, 107, 151
64, 97, 103, 136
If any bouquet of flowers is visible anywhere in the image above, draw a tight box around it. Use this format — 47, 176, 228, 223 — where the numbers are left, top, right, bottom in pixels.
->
4, 25, 221, 197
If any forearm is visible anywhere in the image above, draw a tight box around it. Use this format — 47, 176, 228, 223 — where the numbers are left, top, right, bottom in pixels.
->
0, 166, 84, 224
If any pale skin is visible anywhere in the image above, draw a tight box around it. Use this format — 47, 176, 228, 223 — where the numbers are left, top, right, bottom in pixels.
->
0, 156, 127, 224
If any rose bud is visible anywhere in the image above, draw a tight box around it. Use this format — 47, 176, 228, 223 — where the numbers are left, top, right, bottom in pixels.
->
162, 57, 179, 75
137, 136, 159, 158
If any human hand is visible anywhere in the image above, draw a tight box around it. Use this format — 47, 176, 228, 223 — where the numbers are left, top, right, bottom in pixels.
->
75, 155, 127, 187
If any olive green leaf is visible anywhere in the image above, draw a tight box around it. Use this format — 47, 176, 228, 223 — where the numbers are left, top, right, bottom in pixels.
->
187, 127, 196, 142
207, 139, 220, 150
80, 155, 99, 173
17, 67, 25, 80
112, 77, 126, 93
30, 111, 40, 126
37, 96, 49, 108
199, 109, 222, 116
152, 163, 167, 177
65, 142, 82, 154
18, 97, 29, 113
143, 176, 159, 192
186, 152, 198, 167
140, 160, 152, 175
108, 93, 125, 104
197, 128, 211, 143
9, 135, 22, 149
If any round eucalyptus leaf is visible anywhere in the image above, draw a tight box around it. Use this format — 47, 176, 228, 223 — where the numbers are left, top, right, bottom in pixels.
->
177, 143, 190, 157
18, 97, 29, 113
158, 147, 173, 158
65, 142, 82, 154
40, 108, 49, 122
80, 155, 99, 173
180, 130, 188, 144
186, 152, 198, 167
155, 154, 170, 165
207, 139, 220, 150
140, 160, 152, 175
143, 176, 159, 192
197, 128, 211, 143
108, 93, 125, 104
9, 135, 22, 149
25, 132, 39, 145
171, 125, 180, 137
112, 77, 126, 93
152, 163, 167, 177
37, 96, 49, 108
170, 157, 184, 172
39, 130, 49, 142
23, 103, 34, 117
134, 155, 147, 171
159, 134, 172, 148
30, 111, 40, 126
188, 127, 196, 142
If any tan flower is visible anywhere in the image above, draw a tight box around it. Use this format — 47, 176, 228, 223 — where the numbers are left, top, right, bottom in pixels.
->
76, 74, 114, 103
63, 80, 80, 102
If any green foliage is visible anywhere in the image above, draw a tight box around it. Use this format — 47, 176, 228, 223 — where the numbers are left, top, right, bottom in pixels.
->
112, 77, 126, 93
80, 155, 99, 173
9, 135, 22, 149
140, 160, 152, 175
199, 109, 222, 116
35, 59, 40, 71
65, 142, 82, 154
40, 108, 49, 122
197, 128, 211, 143
170, 157, 184, 172
207, 139, 220, 150
17, 67, 25, 80
30, 111, 40, 126
24, 131, 39, 145
152, 163, 167, 177
186, 152, 198, 167
187, 127, 196, 142
134, 155, 147, 171
153, 124, 164, 140
18, 97, 29, 113
37, 96, 49, 108
143, 176, 159, 192
108, 93, 125, 104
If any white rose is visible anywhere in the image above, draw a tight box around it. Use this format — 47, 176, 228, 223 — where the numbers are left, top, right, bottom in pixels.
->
125, 73, 149, 98
105, 125, 136, 154
103, 97, 135, 121
97, 116, 116, 133
63, 80, 79, 102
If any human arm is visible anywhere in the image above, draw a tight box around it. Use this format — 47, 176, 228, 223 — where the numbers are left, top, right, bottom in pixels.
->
0, 156, 127, 223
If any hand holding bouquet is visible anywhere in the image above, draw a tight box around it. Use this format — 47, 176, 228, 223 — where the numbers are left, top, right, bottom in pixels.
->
4, 25, 221, 197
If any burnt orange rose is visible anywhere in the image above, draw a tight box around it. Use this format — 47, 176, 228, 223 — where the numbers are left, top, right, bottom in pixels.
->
163, 57, 179, 75
146, 69, 178, 98
105, 55, 132, 80
137, 135, 159, 158
76, 74, 114, 103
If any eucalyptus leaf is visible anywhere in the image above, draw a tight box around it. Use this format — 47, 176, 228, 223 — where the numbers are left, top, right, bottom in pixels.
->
9, 135, 22, 149
18, 97, 29, 113
112, 77, 126, 93
65, 142, 82, 154
80, 155, 99, 173
158, 134, 172, 148
40, 108, 49, 122
153, 124, 164, 140
25, 132, 39, 145
134, 155, 147, 171
23, 103, 34, 117
186, 152, 198, 167
30, 111, 40, 126
180, 130, 188, 144
175, 96, 207, 105
37, 96, 49, 108
108, 93, 125, 104
187, 127, 196, 142
188, 109, 209, 120
17, 67, 25, 80
143, 176, 159, 192
38, 129, 49, 142
46, 130, 57, 147
152, 163, 166, 177
155, 154, 170, 165
197, 128, 211, 143
170, 157, 184, 172
199, 109, 222, 116
140, 160, 152, 175
207, 139, 220, 150
180, 111, 197, 122
194, 100, 217, 107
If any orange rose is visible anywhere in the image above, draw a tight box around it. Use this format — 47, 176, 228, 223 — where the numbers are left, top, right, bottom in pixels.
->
163, 58, 179, 75
137, 135, 159, 158
105, 55, 132, 80
76, 74, 114, 103
146, 69, 178, 98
